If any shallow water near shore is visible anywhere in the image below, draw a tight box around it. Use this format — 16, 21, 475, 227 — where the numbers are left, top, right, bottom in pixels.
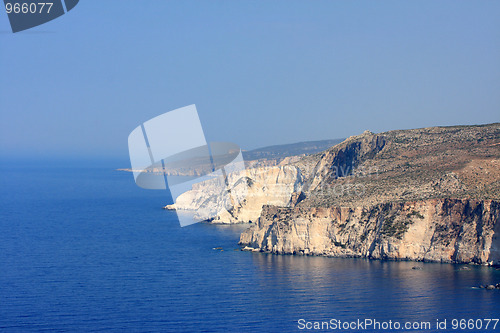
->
1, 162, 499, 332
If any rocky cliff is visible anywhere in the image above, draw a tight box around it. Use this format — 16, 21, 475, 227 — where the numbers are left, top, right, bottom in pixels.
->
166, 123, 500, 264
238, 123, 500, 265
239, 199, 500, 265
165, 165, 304, 224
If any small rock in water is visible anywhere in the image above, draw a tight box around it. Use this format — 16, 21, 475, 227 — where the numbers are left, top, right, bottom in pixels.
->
412, 266, 422, 270
479, 285, 485, 289
213, 247, 223, 251
458, 266, 471, 271
486, 285, 496, 290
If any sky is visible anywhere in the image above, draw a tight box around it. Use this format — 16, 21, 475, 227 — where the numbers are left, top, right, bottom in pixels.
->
0, 1, 499, 161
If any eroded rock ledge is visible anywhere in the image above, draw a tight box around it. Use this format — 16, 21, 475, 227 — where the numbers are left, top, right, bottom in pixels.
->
165, 165, 304, 224
239, 199, 500, 265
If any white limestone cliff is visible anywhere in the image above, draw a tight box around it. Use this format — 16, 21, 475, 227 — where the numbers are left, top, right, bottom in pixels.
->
165, 166, 304, 224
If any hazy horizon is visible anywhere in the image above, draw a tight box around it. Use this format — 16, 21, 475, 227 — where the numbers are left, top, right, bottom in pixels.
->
0, 120, 499, 162
1, 1, 499, 160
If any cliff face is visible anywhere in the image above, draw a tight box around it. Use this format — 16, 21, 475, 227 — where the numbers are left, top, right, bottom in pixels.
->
240, 199, 500, 265
237, 124, 500, 264
166, 166, 304, 224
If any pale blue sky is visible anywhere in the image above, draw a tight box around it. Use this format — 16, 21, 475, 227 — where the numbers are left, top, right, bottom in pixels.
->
1, 1, 499, 160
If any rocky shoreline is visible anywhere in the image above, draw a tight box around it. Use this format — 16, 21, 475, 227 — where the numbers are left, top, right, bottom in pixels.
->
168, 124, 500, 265
479, 283, 500, 290
238, 199, 500, 265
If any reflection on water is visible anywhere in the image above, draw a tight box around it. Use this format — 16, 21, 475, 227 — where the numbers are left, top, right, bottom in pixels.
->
247, 252, 500, 324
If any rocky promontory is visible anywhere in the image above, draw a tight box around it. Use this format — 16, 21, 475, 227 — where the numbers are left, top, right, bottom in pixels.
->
238, 123, 500, 265
165, 165, 304, 223
169, 123, 500, 265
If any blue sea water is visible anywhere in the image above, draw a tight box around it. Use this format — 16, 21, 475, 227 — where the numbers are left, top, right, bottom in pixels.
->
0, 162, 499, 332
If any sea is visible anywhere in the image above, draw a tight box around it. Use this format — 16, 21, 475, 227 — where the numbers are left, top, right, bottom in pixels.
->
1, 161, 499, 332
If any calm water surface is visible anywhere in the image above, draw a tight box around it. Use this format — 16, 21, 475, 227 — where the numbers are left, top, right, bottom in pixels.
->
0, 163, 499, 332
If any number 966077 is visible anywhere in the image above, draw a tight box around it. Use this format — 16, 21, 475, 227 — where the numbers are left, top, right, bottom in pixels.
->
5, 2, 53, 14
